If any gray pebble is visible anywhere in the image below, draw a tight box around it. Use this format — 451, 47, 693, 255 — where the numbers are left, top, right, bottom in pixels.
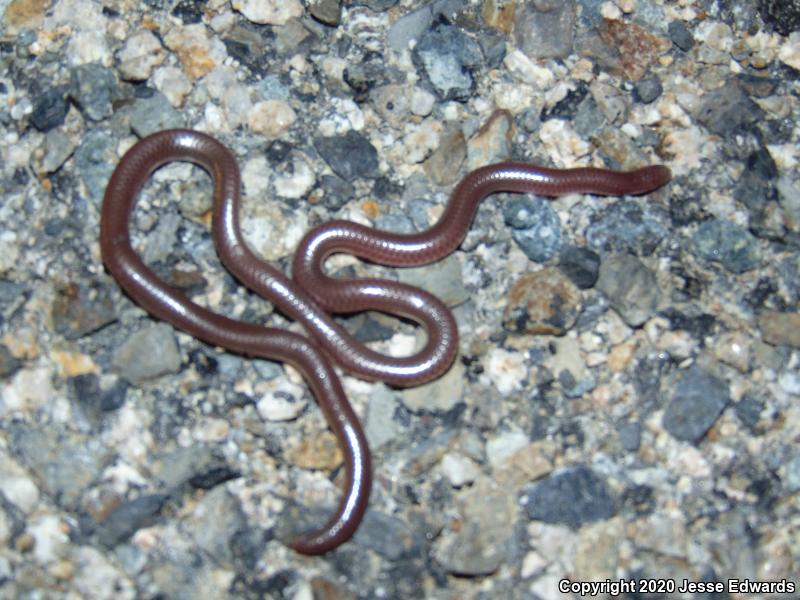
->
398, 254, 469, 307
29, 86, 70, 132
130, 92, 184, 137
364, 386, 404, 449
662, 366, 729, 443
692, 219, 760, 273
388, 5, 433, 53
502, 195, 562, 263
0, 344, 21, 378
633, 76, 663, 104
354, 511, 420, 560
524, 465, 616, 527
596, 253, 659, 327
70, 63, 117, 122
42, 129, 76, 173
74, 128, 117, 203
692, 81, 763, 136
315, 130, 380, 181
668, 20, 694, 51
513, 0, 577, 59
413, 22, 483, 101
96, 494, 170, 548
112, 323, 182, 385
558, 245, 601, 289
586, 201, 668, 256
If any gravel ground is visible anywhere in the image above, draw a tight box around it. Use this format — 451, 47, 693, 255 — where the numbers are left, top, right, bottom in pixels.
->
1, 0, 799, 598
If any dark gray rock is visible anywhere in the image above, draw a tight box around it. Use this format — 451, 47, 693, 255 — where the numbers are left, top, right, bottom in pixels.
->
354, 511, 420, 560
502, 196, 562, 263
558, 245, 601, 289
315, 130, 380, 181
413, 22, 483, 101
633, 76, 663, 104
596, 253, 659, 327
668, 20, 694, 51
662, 366, 729, 443
758, 0, 800, 36
29, 86, 70, 132
586, 201, 668, 256
692, 81, 764, 136
0, 344, 21, 378
735, 393, 765, 434
734, 148, 778, 211
524, 465, 616, 527
70, 63, 117, 121
619, 421, 642, 452
692, 219, 760, 273
95, 494, 170, 547
51, 279, 117, 340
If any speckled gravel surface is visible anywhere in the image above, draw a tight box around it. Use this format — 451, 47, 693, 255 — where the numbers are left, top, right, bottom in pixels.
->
1, 1, 799, 599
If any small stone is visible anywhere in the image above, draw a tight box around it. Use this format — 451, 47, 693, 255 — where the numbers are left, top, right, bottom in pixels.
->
117, 30, 165, 81
364, 386, 403, 449
387, 4, 434, 53
75, 129, 117, 203
111, 323, 182, 385
503, 268, 582, 336
232, 0, 303, 25
65, 31, 112, 67
524, 465, 617, 527
398, 254, 469, 307
502, 196, 562, 263
662, 366, 729, 443
692, 81, 764, 137
412, 21, 483, 100
95, 494, 170, 548
354, 511, 419, 560
758, 311, 800, 348
164, 23, 228, 80
466, 109, 513, 169
618, 421, 642, 452
513, 0, 576, 59
129, 92, 185, 137
586, 201, 668, 256
598, 19, 671, 81
692, 219, 760, 274
441, 452, 481, 487
287, 432, 343, 471
51, 280, 116, 340
152, 66, 192, 107
29, 86, 70, 132
713, 331, 752, 372
423, 124, 467, 186
558, 245, 601, 289
309, 0, 341, 26
668, 20, 694, 51
41, 129, 76, 173
484, 347, 527, 396
0, 344, 21, 378
633, 75, 663, 104
315, 130, 380, 181
410, 86, 436, 117
248, 100, 296, 139
596, 254, 659, 327
760, 1, 800, 36
256, 378, 307, 421
401, 360, 465, 413
735, 393, 764, 433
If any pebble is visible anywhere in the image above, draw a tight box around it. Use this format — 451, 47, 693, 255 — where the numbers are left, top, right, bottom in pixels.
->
401, 359, 465, 413
692, 219, 761, 274
596, 254, 660, 327
586, 201, 668, 256
558, 245, 601, 289
74, 128, 118, 202
523, 465, 617, 527
41, 129, 76, 173
662, 366, 729, 443
668, 20, 694, 51
692, 81, 764, 137
423, 124, 467, 186
412, 21, 483, 101
309, 0, 341, 26
364, 385, 403, 449
513, 0, 576, 59
29, 86, 70, 132
152, 66, 192, 107
758, 311, 800, 348
111, 323, 182, 385
760, 1, 800, 36
51, 280, 116, 340
95, 494, 170, 548
483, 347, 527, 396
314, 130, 380, 181
502, 195, 562, 263
713, 331, 752, 372
397, 254, 469, 307
503, 268, 582, 336
440, 452, 481, 487
597, 19, 671, 81
129, 92, 184, 137
0, 344, 21, 378
633, 75, 663, 104
354, 511, 419, 560
232, 0, 303, 25
164, 24, 228, 80
117, 29, 166, 81
255, 378, 308, 421
248, 99, 296, 139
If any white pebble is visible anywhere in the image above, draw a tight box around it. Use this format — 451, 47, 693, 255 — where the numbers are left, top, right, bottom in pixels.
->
117, 30, 165, 81
232, 0, 303, 25
248, 99, 297, 139
483, 348, 527, 396
152, 66, 192, 106
440, 452, 481, 487
410, 87, 436, 116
